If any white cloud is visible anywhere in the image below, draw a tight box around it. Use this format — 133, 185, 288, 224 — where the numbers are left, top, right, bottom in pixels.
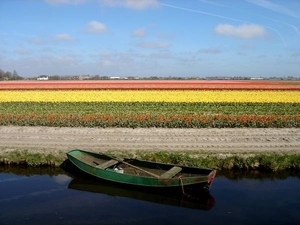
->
137, 42, 171, 49
99, 51, 113, 57
85, 21, 108, 34
2, 54, 83, 77
246, 0, 299, 18
14, 48, 31, 55
132, 28, 147, 37
101, 59, 114, 66
53, 55, 79, 64
214, 24, 268, 39
28, 38, 46, 45
156, 32, 174, 40
44, 0, 88, 5
99, 0, 158, 10
257, 54, 267, 59
240, 43, 256, 50
198, 48, 221, 54
53, 175, 72, 184
45, 0, 159, 9
289, 48, 300, 58
197, 0, 225, 7
54, 33, 75, 41
124, 0, 158, 9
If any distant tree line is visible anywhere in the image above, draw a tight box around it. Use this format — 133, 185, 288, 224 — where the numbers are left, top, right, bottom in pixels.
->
38, 75, 205, 80
35, 75, 300, 81
0, 69, 23, 81
0, 68, 299, 81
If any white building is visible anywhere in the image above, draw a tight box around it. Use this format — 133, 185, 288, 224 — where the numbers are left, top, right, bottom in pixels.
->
37, 75, 49, 81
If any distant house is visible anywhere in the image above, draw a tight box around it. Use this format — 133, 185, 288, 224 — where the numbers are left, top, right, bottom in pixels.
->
79, 75, 90, 80
37, 75, 49, 81
250, 77, 264, 80
110, 76, 120, 79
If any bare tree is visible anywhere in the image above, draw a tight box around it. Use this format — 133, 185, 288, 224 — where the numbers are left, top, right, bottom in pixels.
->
0, 69, 4, 80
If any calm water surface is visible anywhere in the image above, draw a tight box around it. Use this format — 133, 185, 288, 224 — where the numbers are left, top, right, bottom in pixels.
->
0, 167, 300, 225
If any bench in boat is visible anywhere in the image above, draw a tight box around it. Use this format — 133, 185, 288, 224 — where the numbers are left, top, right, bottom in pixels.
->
159, 166, 182, 178
95, 159, 119, 169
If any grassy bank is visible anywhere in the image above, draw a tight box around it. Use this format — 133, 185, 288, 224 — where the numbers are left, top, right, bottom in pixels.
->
1, 150, 299, 171
0, 150, 64, 167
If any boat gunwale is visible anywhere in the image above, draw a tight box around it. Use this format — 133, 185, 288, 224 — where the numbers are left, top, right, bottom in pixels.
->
67, 149, 214, 174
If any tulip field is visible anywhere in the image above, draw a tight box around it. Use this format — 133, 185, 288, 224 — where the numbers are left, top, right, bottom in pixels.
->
0, 80, 299, 128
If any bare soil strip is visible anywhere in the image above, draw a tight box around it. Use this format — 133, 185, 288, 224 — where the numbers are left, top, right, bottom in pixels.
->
0, 126, 299, 156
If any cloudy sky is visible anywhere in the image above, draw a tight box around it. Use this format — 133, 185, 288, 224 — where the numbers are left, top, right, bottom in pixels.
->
1, 0, 299, 78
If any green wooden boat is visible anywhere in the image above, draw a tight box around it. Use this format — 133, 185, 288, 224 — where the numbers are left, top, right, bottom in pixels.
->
66, 149, 216, 191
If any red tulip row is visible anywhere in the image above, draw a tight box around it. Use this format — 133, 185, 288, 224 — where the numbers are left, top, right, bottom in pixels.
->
1, 87, 300, 91
1, 80, 299, 90
0, 113, 299, 128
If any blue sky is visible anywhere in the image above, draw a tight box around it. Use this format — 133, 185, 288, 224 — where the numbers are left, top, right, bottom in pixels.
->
1, 0, 299, 78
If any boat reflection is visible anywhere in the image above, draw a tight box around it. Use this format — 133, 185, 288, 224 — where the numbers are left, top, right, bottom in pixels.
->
68, 177, 215, 211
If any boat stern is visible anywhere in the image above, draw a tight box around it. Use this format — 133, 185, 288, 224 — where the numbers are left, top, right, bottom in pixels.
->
206, 170, 217, 189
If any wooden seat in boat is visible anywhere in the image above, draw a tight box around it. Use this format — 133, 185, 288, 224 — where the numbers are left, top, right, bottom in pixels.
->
159, 166, 182, 178
95, 159, 119, 169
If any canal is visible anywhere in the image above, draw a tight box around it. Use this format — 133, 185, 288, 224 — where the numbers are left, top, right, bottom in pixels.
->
1, 167, 300, 225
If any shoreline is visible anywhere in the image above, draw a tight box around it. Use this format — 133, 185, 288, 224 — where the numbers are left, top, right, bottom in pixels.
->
0, 126, 299, 170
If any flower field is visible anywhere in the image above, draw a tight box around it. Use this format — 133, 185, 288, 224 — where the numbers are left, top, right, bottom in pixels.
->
0, 80, 299, 128
1, 80, 300, 90
1, 90, 299, 103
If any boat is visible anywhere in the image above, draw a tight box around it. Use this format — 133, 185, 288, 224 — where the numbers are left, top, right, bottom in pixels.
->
66, 149, 217, 192
68, 177, 216, 211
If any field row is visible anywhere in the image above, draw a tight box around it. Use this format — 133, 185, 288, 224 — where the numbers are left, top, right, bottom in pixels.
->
1, 102, 299, 116
0, 102, 299, 128
1, 90, 300, 103
1, 80, 300, 90
1, 82, 299, 128
0, 113, 299, 128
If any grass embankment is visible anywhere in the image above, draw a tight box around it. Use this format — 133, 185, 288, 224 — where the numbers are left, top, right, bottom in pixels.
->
1, 150, 299, 171
0, 150, 64, 167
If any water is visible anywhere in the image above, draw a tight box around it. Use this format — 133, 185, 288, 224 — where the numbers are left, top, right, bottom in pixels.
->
0, 167, 300, 225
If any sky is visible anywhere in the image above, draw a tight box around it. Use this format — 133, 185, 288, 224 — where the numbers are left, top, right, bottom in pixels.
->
0, 0, 300, 78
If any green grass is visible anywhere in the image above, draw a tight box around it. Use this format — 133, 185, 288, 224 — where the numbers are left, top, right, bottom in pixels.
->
1, 150, 300, 171
134, 151, 300, 171
0, 150, 64, 167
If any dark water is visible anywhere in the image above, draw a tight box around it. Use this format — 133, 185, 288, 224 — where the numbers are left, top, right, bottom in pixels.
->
1, 167, 300, 225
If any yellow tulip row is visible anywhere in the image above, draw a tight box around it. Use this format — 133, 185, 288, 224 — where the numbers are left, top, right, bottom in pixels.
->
1, 90, 299, 103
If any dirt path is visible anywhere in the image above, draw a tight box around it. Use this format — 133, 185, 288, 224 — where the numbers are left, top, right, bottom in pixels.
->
0, 126, 299, 156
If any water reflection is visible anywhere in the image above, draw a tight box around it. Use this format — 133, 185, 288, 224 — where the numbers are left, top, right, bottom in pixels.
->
218, 169, 300, 180
0, 165, 64, 176
68, 177, 215, 211
1, 167, 300, 225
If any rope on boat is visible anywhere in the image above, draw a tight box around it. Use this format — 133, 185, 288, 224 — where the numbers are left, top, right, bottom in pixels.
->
179, 176, 202, 200
179, 176, 189, 197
